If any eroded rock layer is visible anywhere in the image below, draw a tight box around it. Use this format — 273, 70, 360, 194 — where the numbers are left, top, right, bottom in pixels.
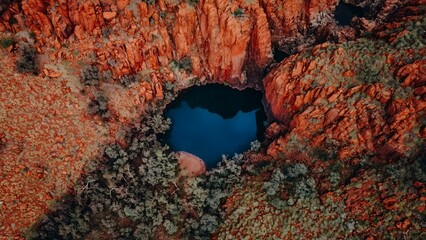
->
0, 0, 417, 83
217, 10, 425, 239
264, 14, 426, 166
1, 0, 274, 84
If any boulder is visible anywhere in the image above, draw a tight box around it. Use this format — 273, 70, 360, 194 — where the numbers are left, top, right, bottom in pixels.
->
176, 151, 206, 177
103, 11, 117, 20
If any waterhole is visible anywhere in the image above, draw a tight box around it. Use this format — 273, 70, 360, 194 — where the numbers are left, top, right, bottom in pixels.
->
163, 84, 268, 169
334, 2, 364, 26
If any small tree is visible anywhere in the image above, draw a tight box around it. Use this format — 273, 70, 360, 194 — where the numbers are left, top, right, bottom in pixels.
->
119, 74, 136, 87
170, 56, 192, 73
232, 8, 245, 17
82, 65, 100, 86
0, 37, 13, 49
16, 44, 38, 75
87, 93, 110, 120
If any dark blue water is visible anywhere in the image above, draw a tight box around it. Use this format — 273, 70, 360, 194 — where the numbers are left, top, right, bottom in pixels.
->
273, 48, 290, 63
334, 2, 364, 26
163, 84, 267, 169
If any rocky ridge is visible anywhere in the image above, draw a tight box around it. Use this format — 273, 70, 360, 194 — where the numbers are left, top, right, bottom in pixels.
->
217, 5, 425, 239
0, 0, 412, 84
264, 13, 425, 167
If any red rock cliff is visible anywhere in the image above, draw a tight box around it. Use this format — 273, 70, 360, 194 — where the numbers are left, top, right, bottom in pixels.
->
0, 0, 410, 84
1, 0, 275, 85
264, 12, 426, 168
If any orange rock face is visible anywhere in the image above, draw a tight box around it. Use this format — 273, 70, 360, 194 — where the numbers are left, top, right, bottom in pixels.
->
261, 0, 338, 37
1, 0, 274, 85
1, 0, 413, 84
264, 15, 426, 166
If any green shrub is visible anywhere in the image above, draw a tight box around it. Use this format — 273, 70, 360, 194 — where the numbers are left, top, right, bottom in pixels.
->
287, 163, 308, 178
119, 74, 136, 87
82, 65, 100, 86
329, 171, 341, 187
29, 32, 36, 40
0, 37, 13, 49
16, 44, 38, 75
32, 108, 244, 239
101, 27, 112, 38
250, 140, 261, 151
233, 8, 245, 17
262, 163, 317, 208
292, 177, 316, 199
187, 0, 198, 5
170, 56, 192, 73
162, 81, 176, 102
194, 154, 243, 237
87, 93, 110, 120
143, 0, 156, 5
33, 112, 180, 239
263, 169, 285, 196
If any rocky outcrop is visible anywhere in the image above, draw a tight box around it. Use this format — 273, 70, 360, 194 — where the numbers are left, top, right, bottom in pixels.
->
261, 0, 339, 52
264, 14, 425, 166
176, 151, 206, 176
2, 0, 415, 85
1, 0, 274, 85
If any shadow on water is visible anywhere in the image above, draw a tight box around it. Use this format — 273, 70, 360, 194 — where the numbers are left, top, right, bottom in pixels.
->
334, 2, 364, 26
167, 84, 264, 119
273, 48, 290, 63
163, 84, 268, 169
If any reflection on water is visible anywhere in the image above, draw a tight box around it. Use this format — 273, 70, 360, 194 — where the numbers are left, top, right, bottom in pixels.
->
163, 84, 267, 169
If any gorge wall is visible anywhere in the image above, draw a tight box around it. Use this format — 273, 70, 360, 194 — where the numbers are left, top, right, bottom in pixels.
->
1, 0, 412, 84
0, 0, 425, 238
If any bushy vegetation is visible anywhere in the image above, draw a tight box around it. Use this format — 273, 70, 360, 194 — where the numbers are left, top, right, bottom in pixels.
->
192, 154, 243, 237
31, 107, 244, 239
16, 44, 38, 75
232, 8, 245, 18
162, 81, 176, 103
0, 37, 13, 49
119, 74, 136, 87
170, 56, 192, 73
215, 156, 426, 239
142, 0, 156, 5
24, 13, 426, 240
187, 0, 198, 6
262, 163, 317, 209
87, 93, 111, 120
82, 65, 101, 86
297, 15, 426, 99
32, 112, 177, 239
